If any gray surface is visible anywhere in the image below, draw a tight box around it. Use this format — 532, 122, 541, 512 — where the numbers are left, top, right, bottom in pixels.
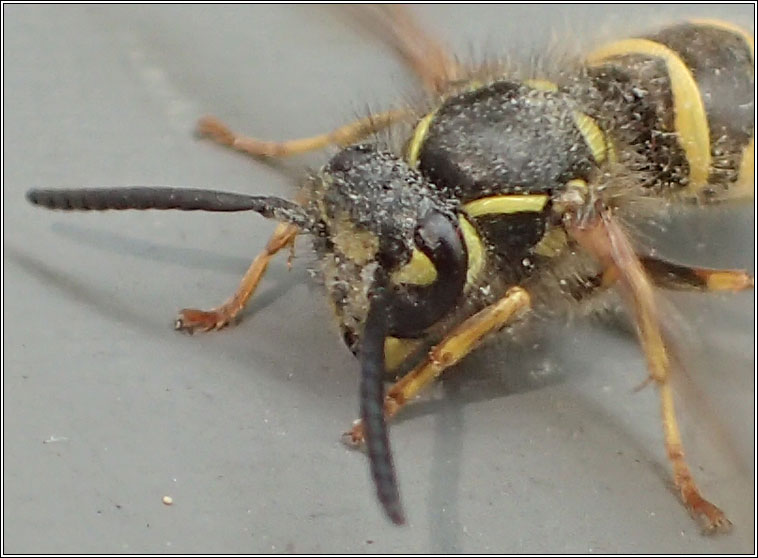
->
3, 4, 755, 554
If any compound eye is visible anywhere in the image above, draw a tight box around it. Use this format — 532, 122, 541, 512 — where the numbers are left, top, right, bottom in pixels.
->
415, 212, 462, 269
385, 211, 468, 337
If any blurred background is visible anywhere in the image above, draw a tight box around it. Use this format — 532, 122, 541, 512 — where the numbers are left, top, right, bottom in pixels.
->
4, 4, 754, 553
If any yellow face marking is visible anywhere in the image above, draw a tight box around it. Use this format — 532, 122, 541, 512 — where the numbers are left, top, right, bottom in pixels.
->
330, 214, 379, 266
391, 248, 437, 286
736, 137, 755, 198
458, 216, 486, 287
407, 111, 436, 167
588, 38, 711, 193
464, 194, 549, 218
689, 19, 754, 61
384, 337, 422, 372
524, 79, 559, 92
572, 111, 608, 164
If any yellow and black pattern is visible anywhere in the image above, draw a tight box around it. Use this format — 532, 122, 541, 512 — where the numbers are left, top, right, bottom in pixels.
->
25, 10, 754, 531
378, 18, 754, 371
587, 21, 754, 199
335, 18, 754, 367
403, 80, 614, 290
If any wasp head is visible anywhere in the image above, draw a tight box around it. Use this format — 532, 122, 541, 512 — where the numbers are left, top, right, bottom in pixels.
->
310, 144, 469, 353
308, 143, 471, 524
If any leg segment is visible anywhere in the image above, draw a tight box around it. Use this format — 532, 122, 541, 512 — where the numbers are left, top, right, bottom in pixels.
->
196, 109, 408, 159
592, 256, 753, 294
345, 286, 532, 445
568, 207, 732, 533
175, 222, 299, 332
640, 256, 753, 292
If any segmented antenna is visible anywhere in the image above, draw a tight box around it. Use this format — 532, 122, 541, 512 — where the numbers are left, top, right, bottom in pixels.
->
26, 187, 310, 228
360, 283, 405, 526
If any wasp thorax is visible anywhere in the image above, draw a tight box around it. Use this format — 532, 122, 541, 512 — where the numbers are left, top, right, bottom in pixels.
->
312, 145, 468, 353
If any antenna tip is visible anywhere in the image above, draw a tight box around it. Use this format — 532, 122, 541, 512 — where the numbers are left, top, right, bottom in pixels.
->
385, 501, 406, 526
25, 189, 41, 205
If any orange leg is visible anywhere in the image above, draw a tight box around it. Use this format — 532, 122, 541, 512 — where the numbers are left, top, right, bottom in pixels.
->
345, 287, 531, 445
175, 222, 299, 333
190, 54, 409, 331
195, 6, 462, 159
639, 257, 753, 292
593, 256, 754, 293
569, 207, 732, 533
196, 109, 408, 159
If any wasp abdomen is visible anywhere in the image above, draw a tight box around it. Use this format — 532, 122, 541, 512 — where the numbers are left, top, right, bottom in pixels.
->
588, 20, 754, 198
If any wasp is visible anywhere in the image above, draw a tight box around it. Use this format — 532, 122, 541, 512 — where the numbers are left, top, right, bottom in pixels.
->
25, 6, 753, 534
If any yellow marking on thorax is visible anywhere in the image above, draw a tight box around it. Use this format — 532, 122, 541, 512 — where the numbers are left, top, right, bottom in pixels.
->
689, 19, 754, 61
384, 337, 423, 372
465, 79, 485, 90
391, 248, 437, 286
572, 111, 609, 164
524, 79, 613, 166
407, 111, 436, 167
524, 79, 559, 91
566, 178, 588, 190
588, 38, 711, 194
533, 228, 568, 257
552, 178, 588, 213
464, 194, 549, 218
458, 216, 486, 287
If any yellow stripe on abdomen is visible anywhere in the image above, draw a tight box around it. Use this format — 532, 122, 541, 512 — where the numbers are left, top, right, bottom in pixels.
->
588, 38, 712, 194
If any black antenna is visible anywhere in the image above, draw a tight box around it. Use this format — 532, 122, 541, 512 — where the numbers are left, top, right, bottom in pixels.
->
26, 187, 310, 228
360, 280, 405, 526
